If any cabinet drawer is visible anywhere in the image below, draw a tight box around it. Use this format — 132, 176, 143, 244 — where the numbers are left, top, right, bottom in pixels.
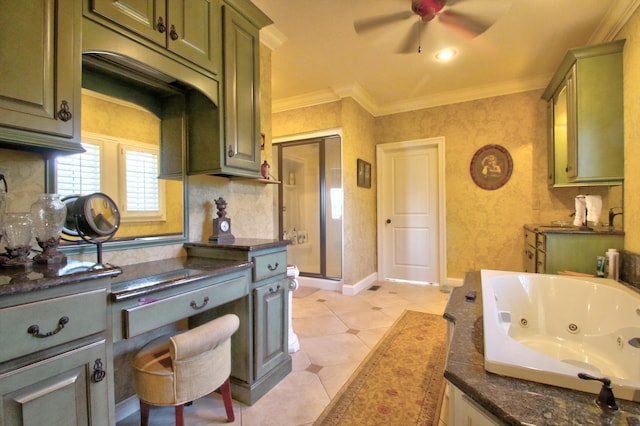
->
524, 229, 536, 248
253, 251, 287, 282
536, 233, 546, 252
124, 275, 249, 339
0, 289, 107, 363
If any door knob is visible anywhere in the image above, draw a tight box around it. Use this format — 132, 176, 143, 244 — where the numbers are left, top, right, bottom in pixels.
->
386, 219, 391, 224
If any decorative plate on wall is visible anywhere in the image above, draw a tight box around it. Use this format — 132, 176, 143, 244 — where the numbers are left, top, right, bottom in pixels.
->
470, 144, 513, 190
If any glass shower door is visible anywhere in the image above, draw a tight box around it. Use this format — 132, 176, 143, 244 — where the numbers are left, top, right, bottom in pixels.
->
279, 136, 342, 279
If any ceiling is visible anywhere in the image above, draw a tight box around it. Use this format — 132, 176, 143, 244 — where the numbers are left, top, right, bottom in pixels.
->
251, 0, 639, 116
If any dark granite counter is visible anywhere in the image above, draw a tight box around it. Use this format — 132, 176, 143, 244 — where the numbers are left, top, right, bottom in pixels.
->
0, 260, 121, 297
444, 272, 640, 425
525, 223, 624, 235
184, 238, 289, 252
110, 256, 252, 302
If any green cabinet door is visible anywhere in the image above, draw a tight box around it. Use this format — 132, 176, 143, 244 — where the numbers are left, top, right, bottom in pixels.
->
90, 0, 220, 73
221, 5, 262, 176
0, 340, 110, 426
253, 278, 288, 380
0, 0, 81, 153
543, 40, 624, 186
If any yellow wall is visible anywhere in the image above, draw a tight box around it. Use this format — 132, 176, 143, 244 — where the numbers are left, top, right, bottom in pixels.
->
619, 10, 640, 252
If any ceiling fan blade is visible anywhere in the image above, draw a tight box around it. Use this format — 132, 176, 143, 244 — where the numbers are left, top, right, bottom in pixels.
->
396, 20, 423, 54
438, 9, 492, 38
354, 10, 415, 34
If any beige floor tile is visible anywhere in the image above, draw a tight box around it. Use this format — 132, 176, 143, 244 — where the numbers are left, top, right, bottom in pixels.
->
317, 361, 361, 398
300, 333, 370, 367
336, 307, 397, 331
293, 313, 348, 337
241, 371, 329, 426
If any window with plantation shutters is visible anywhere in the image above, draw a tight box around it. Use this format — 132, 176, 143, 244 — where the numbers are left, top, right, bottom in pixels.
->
55, 133, 165, 223
120, 144, 165, 220
55, 142, 102, 196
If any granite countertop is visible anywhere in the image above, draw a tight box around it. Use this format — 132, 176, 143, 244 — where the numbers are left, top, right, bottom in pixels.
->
0, 259, 122, 297
184, 238, 289, 251
444, 272, 640, 425
110, 256, 253, 302
525, 223, 625, 235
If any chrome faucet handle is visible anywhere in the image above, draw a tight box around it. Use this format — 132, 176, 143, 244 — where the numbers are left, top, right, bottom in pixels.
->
578, 373, 619, 411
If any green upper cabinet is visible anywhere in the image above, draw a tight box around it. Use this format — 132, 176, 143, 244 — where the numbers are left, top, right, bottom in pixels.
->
89, 0, 221, 74
542, 40, 624, 186
187, 0, 271, 178
0, 0, 82, 154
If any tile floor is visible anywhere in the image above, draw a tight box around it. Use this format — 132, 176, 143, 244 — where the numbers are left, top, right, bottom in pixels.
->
117, 281, 451, 426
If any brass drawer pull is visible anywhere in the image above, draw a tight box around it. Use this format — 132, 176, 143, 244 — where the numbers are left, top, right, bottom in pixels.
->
190, 296, 210, 310
27, 316, 69, 338
267, 262, 279, 271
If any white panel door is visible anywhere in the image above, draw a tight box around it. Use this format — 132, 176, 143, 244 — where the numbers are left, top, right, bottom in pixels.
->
378, 140, 441, 283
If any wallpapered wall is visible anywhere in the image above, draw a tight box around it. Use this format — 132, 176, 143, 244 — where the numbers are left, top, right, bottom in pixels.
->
619, 9, 640, 253
274, 89, 619, 280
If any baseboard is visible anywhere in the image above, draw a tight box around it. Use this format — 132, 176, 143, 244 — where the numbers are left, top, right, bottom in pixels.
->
297, 276, 342, 291
341, 272, 378, 296
115, 395, 139, 423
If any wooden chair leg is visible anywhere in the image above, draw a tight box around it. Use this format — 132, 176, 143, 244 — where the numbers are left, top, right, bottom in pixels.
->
175, 404, 184, 426
139, 400, 150, 426
221, 377, 235, 422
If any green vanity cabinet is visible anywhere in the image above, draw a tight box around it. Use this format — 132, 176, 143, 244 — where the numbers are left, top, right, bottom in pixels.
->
88, 0, 221, 74
542, 40, 624, 186
0, 276, 116, 426
0, 0, 83, 154
185, 240, 291, 405
523, 225, 624, 275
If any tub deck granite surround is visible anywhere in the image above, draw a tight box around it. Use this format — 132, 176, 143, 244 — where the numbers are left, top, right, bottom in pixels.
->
444, 272, 640, 425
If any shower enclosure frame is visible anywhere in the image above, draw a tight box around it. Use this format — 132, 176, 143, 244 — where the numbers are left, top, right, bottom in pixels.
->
275, 134, 342, 281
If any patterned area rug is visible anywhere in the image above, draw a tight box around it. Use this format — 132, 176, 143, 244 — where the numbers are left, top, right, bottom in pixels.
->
314, 310, 447, 426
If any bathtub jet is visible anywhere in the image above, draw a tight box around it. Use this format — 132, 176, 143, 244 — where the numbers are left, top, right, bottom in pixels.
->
481, 269, 640, 403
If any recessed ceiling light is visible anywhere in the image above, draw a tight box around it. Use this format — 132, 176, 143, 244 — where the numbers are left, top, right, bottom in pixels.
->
435, 48, 456, 62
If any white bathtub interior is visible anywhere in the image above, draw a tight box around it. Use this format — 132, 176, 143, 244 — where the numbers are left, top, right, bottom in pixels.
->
481, 269, 640, 402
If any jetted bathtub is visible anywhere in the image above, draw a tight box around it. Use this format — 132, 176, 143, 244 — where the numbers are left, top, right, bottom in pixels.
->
481, 269, 640, 402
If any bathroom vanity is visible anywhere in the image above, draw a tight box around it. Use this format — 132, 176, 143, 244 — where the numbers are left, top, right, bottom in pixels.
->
523, 224, 623, 274
0, 239, 290, 425
443, 272, 640, 425
0, 261, 121, 426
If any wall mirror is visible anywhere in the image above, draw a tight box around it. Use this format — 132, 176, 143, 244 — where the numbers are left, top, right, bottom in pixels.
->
47, 57, 188, 252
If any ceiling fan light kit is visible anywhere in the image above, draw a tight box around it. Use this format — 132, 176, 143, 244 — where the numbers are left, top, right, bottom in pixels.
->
353, 0, 511, 54
435, 48, 456, 61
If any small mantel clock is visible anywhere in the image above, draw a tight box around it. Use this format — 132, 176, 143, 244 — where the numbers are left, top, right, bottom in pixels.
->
209, 197, 235, 243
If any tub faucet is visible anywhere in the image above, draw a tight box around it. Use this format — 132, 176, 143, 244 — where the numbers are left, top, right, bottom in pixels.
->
578, 373, 618, 411
609, 207, 623, 230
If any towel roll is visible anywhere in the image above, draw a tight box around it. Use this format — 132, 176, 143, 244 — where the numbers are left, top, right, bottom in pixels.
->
586, 195, 602, 225
573, 195, 586, 226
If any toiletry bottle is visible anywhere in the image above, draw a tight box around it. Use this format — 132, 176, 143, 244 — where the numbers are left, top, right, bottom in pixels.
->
596, 256, 605, 277
606, 248, 619, 280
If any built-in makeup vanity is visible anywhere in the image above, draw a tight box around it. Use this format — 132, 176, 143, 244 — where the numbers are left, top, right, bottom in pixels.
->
0, 239, 290, 425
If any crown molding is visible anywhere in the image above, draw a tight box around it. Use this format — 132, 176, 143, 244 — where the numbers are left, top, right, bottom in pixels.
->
588, 0, 640, 43
273, 73, 552, 117
260, 25, 287, 51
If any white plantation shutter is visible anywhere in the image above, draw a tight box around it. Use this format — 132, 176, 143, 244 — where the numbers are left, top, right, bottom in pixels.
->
56, 142, 101, 196
124, 148, 159, 212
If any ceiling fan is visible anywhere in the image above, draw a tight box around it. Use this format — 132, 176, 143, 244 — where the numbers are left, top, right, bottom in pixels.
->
353, 0, 512, 54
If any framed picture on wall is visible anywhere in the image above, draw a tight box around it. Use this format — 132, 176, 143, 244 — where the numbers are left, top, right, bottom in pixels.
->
470, 144, 513, 190
357, 158, 371, 188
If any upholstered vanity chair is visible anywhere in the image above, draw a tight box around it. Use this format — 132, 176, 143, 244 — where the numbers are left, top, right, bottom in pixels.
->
132, 314, 240, 425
